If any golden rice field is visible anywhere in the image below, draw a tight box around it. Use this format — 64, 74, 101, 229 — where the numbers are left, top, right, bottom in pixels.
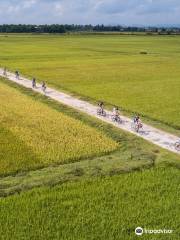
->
0, 80, 118, 176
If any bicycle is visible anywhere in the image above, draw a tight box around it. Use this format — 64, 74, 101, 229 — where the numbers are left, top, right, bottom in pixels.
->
111, 115, 122, 124
131, 121, 143, 133
174, 141, 180, 151
97, 108, 106, 117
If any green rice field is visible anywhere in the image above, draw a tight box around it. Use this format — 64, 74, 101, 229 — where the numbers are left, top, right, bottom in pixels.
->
0, 167, 179, 240
0, 34, 180, 128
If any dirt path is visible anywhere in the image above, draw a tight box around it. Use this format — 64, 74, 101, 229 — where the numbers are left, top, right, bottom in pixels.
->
0, 69, 179, 155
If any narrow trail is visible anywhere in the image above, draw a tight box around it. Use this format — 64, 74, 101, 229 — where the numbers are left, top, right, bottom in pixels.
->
0, 69, 179, 155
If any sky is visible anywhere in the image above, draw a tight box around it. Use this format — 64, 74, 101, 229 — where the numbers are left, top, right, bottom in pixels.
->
0, 0, 180, 26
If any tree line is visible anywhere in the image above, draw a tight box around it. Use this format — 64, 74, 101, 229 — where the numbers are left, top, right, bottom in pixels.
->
0, 24, 179, 34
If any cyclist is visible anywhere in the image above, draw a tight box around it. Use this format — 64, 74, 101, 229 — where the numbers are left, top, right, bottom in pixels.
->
42, 81, 46, 93
98, 102, 104, 115
112, 106, 120, 122
133, 115, 139, 124
175, 138, 180, 151
32, 78, 36, 88
132, 115, 142, 132
3, 67, 7, 76
136, 116, 143, 132
15, 70, 20, 80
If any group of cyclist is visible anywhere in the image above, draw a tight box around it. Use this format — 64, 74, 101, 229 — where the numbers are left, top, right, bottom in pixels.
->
2, 67, 180, 150
32, 78, 46, 93
32, 77, 46, 93
3, 68, 47, 93
97, 102, 180, 149
97, 101, 143, 133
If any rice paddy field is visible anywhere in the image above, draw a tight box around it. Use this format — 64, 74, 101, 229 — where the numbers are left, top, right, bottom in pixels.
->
0, 80, 117, 176
0, 34, 180, 239
0, 34, 180, 129
0, 167, 179, 240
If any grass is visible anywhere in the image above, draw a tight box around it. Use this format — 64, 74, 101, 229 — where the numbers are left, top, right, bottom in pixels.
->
0, 80, 118, 176
0, 167, 179, 240
0, 34, 180, 130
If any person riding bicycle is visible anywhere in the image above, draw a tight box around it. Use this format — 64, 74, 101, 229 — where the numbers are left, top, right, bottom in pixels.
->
133, 115, 139, 124
32, 78, 36, 88
42, 81, 46, 93
98, 102, 104, 115
3, 67, 7, 76
15, 70, 20, 80
113, 106, 120, 121
175, 138, 180, 151
133, 115, 142, 132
